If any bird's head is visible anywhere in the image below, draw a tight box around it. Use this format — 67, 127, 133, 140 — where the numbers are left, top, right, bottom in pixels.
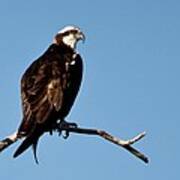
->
53, 25, 85, 49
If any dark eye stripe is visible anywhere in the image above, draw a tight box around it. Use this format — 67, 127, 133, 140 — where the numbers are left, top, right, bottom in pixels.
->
63, 30, 78, 36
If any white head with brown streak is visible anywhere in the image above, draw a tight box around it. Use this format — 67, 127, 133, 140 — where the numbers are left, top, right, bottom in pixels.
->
54, 25, 85, 49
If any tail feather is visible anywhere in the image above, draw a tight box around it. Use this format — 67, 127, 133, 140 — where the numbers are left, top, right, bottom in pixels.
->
13, 133, 41, 164
32, 139, 39, 164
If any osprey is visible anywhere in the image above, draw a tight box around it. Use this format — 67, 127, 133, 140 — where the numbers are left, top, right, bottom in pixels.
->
13, 25, 85, 163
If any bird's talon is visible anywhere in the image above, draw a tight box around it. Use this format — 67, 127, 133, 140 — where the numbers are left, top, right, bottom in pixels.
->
58, 131, 62, 136
63, 131, 69, 139
69, 123, 78, 129
56, 120, 78, 138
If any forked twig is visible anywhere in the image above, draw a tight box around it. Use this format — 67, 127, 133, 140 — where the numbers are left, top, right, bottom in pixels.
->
0, 126, 149, 164
60, 126, 149, 163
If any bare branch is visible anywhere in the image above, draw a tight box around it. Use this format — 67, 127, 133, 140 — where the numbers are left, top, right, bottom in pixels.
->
0, 132, 19, 152
0, 126, 149, 164
60, 126, 149, 164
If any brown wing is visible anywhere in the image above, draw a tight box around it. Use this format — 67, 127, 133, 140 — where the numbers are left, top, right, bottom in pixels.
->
18, 58, 65, 136
13, 53, 66, 162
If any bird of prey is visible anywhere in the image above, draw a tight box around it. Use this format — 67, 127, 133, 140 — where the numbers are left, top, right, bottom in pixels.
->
9, 25, 85, 163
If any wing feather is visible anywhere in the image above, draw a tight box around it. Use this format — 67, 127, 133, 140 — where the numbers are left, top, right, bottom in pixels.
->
18, 57, 65, 135
47, 79, 64, 112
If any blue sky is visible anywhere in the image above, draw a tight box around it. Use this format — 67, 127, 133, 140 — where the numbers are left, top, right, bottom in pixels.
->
0, 0, 179, 179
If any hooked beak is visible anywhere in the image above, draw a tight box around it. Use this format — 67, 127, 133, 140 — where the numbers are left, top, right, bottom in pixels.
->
77, 31, 86, 43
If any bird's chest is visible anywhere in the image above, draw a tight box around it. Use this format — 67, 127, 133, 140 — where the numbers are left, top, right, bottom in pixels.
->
52, 53, 78, 75
64, 53, 78, 72
60, 53, 80, 89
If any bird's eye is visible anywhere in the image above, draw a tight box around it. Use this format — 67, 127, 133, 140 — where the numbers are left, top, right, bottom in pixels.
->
63, 31, 70, 36
63, 30, 78, 36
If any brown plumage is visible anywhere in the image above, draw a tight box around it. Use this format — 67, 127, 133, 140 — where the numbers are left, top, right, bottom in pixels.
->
13, 26, 85, 163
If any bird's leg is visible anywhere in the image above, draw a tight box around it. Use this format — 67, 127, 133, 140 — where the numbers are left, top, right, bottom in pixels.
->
57, 120, 78, 139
